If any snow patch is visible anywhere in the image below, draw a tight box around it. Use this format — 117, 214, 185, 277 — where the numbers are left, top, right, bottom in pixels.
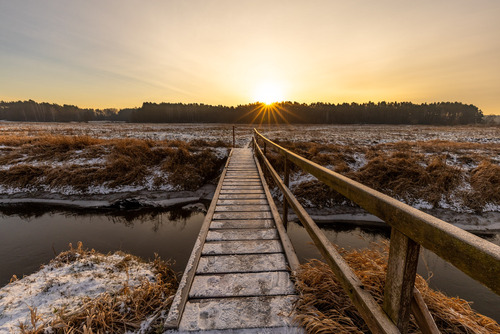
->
0, 253, 155, 332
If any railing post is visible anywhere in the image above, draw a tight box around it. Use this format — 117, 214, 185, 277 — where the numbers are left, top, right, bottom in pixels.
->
264, 141, 267, 156
383, 228, 421, 333
283, 155, 290, 230
232, 126, 235, 148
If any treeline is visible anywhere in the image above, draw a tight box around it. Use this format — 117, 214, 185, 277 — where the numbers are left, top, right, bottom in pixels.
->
0, 100, 132, 122
0, 100, 484, 125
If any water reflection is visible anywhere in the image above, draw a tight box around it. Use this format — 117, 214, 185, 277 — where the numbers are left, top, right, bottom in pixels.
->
0, 206, 205, 287
288, 220, 500, 322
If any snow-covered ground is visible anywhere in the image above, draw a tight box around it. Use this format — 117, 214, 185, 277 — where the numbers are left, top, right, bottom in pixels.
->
0, 247, 162, 333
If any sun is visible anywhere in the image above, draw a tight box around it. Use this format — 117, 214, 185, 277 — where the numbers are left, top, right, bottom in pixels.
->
253, 82, 285, 105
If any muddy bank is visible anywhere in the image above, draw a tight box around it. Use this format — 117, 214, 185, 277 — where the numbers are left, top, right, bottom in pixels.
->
0, 184, 215, 211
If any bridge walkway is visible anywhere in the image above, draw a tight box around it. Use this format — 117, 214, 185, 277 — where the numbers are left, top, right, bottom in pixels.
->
166, 147, 302, 333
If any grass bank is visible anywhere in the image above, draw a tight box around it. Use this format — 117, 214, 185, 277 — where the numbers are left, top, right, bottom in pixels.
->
265, 139, 500, 213
294, 243, 500, 333
0, 242, 178, 333
0, 135, 229, 195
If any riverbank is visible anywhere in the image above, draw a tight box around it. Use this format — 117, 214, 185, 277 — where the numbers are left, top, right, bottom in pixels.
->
0, 243, 178, 333
294, 244, 500, 333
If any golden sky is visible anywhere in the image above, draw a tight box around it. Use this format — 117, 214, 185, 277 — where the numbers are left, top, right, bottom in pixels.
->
1, 0, 499, 114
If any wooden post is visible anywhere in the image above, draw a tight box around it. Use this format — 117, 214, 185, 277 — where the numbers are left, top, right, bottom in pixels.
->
232, 126, 235, 148
283, 155, 290, 230
264, 141, 267, 156
383, 228, 421, 333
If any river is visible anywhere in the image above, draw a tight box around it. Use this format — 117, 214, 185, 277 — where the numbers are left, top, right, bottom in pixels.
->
0, 206, 498, 321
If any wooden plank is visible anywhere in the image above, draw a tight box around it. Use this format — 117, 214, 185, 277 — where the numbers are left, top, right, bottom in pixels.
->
215, 204, 270, 212
220, 189, 265, 195
212, 211, 272, 220
221, 185, 263, 190
225, 171, 260, 175
223, 181, 262, 186
206, 229, 278, 241
383, 228, 420, 332
411, 287, 440, 334
253, 149, 301, 273
189, 272, 295, 298
197, 253, 288, 274
164, 149, 234, 329
224, 175, 260, 178
218, 193, 267, 200
210, 219, 275, 229
217, 199, 268, 205
224, 173, 259, 180
202, 239, 283, 255
179, 295, 298, 331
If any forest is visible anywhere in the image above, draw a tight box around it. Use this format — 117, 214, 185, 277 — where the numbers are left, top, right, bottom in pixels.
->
0, 100, 484, 125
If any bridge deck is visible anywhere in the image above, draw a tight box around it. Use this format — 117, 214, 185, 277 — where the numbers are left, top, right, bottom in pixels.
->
166, 148, 301, 332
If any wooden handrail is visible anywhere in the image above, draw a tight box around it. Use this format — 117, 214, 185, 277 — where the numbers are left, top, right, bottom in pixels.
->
253, 137, 399, 334
253, 129, 500, 333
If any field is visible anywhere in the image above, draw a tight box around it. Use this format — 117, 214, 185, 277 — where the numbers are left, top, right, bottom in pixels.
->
0, 122, 499, 217
1, 122, 499, 332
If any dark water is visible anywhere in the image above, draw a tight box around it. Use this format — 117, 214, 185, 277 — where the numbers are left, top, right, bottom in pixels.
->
0, 207, 498, 322
287, 221, 500, 322
0, 206, 205, 286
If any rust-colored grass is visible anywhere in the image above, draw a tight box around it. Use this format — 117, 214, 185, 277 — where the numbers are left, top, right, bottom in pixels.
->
0, 134, 228, 192
294, 245, 500, 334
268, 139, 499, 212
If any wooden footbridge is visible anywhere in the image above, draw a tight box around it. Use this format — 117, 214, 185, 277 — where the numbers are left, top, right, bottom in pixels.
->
165, 129, 500, 333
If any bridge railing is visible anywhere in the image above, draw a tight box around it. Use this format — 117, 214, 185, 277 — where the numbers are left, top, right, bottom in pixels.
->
252, 129, 500, 334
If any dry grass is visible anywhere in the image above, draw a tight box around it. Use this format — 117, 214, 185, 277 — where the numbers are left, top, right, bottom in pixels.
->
19, 242, 178, 334
294, 244, 500, 334
268, 139, 499, 212
0, 134, 228, 192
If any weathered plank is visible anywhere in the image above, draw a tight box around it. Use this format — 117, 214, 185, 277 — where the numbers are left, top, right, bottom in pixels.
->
219, 189, 265, 195
206, 229, 278, 241
212, 211, 272, 220
222, 185, 263, 190
215, 204, 270, 212
218, 193, 267, 200
189, 272, 295, 298
202, 239, 283, 255
223, 182, 263, 186
179, 295, 298, 331
224, 175, 261, 179
197, 253, 288, 274
217, 199, 268, 205
383, 229, 420, 332
210, 219, 275, 229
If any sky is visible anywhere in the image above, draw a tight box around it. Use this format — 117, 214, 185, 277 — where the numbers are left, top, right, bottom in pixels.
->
1, 0, 499, 114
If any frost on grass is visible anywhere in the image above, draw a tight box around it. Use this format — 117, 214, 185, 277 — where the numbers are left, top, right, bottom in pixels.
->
0, 242, 178, 333
263, 132, 500, 214
0, 134, 229, 195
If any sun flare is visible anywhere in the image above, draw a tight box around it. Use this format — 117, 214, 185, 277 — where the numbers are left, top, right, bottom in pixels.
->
253, 82, 285, 105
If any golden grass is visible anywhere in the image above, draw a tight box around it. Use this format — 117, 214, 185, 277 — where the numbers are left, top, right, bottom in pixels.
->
19, 242, 178, 334
269, 139, 499, 212
294, 244, 500, 334
0, 134, 228, 192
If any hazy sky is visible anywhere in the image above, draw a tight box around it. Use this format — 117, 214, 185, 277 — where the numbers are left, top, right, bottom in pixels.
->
1, 0, 499, 113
